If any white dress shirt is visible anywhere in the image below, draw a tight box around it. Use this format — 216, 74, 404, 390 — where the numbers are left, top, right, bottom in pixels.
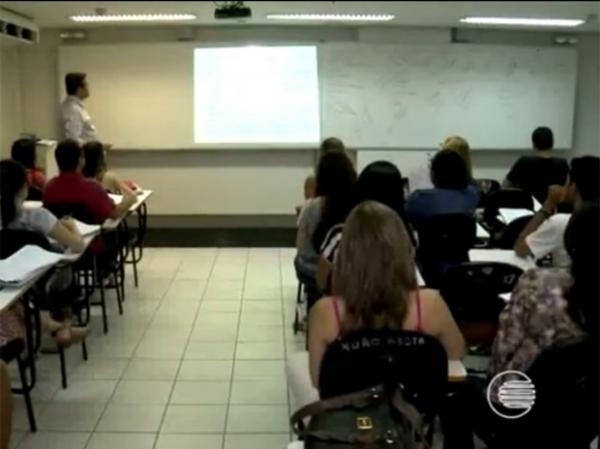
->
60, 95, 98, 144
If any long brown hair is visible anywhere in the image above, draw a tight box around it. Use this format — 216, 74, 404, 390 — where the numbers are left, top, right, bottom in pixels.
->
332, 201, 417, 333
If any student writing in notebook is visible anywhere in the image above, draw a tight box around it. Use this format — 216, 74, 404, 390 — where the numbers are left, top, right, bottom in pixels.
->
0, 159, 87, 346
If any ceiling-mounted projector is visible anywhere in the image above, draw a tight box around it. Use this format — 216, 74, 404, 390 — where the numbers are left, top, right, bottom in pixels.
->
214, 1, 252, 20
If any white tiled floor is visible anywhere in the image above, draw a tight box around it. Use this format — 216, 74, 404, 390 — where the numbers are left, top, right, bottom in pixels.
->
9, 247, 303, 449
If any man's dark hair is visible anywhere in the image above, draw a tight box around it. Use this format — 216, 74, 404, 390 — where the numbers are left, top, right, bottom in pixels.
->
11, 138, 37, 169
430, 149, 469, 190
570, 156, 600, 202
65, 72, 86, 95
55, 139, 82, 172
532, 126, 554, 151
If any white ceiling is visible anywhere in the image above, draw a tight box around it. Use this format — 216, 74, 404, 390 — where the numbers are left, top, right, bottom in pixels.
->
1, 1, 599, 31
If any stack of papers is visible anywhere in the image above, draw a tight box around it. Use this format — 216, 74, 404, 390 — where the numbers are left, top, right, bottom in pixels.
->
0, 245, 79, 287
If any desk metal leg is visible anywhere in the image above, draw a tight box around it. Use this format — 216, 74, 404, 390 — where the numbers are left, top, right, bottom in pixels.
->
125, 202, 147, 288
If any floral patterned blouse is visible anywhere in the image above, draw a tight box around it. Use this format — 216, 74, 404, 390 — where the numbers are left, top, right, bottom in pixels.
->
489, 268, 584, 376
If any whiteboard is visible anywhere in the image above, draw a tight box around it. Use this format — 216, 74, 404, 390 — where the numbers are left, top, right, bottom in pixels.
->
58, 42, 578, 150
320, 43, 577, 150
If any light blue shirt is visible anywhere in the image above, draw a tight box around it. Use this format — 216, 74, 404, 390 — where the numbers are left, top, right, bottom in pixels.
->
60, 95, 98, 144
406, 185, 479, 226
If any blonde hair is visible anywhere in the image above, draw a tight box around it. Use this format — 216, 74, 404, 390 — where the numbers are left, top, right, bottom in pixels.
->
442, 136, 472, 176
332, 201, 417, 333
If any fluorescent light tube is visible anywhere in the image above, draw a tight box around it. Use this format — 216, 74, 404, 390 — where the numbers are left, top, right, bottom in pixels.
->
266, 13, 395, 22
70, 13, 197, 23
460, 17, 584, 27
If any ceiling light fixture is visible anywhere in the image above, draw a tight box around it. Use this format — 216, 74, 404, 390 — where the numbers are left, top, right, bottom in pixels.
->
266, 13, 395, 22
460, 17, 584, 27
70, 13, 197, 23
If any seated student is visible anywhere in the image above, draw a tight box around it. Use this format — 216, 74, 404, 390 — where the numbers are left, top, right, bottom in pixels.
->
10, 138, 47, 191
304, 137, 346, 199
317, 160, 414, 291
405, 149, 479, 227
295, 151, 356, 286
492, 201, 598, 375
309, 201, 466, 389
43, 139, 136, 223
514, 156, 600, 267
82, 141, 140, 195
296, 137, 346, 216
444, 204, 600, 449
0, 159, 87, 346
503, 126, 569, 203
442, 135, 473, 180
406, 135, 473, 191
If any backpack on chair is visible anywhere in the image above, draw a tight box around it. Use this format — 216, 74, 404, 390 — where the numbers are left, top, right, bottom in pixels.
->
291, 384, 428, 449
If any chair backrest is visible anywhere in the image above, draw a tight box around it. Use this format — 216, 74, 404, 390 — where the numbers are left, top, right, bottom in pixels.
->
489, 214, 534, 250
319, 329, 448, 415
485, 189, 534, 213
26, 186, 43, 201
440, 262, 523, 322
519, 337, 599, 446
44, 202, 98, 224
414, 213, 476, 287
0, 229, 53, 259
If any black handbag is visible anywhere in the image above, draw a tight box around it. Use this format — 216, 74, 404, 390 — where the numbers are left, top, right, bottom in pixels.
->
291, 384, 428, 449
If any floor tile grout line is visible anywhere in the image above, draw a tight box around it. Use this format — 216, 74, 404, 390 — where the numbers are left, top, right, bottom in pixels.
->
221, 248, 250, 449
82, 255, 184, 449
279, 249, 295, 443
150, 251, 218, 449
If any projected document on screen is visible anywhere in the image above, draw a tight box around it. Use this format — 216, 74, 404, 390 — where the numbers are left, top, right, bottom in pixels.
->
194, 46, 320, 144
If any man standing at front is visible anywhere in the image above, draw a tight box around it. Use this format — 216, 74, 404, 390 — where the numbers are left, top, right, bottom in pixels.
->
60, 72, 98, 144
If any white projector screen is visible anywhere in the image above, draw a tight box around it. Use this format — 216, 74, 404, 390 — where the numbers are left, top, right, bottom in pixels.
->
193, 46, 320, 144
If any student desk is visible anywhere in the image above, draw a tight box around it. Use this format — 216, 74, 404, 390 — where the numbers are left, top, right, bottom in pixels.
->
468, 249, 536, 272
107, 190, 153, 287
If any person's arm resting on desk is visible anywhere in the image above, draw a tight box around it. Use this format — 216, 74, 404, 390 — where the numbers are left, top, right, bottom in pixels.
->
53, 217, 85, 253
514, 185, 562, 257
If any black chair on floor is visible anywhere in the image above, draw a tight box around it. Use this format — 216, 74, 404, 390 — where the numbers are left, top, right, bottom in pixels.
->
414, 214, 476, 288
319, 329, 449, 443
440, 262, 523, 350
489, 337, 599, 449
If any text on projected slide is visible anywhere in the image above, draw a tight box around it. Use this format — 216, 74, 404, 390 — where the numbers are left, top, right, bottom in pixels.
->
193, 46, 320, 144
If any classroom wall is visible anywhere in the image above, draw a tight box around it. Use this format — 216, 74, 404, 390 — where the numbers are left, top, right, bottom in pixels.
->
4, 26, 599, 223
0, 42, 23, 159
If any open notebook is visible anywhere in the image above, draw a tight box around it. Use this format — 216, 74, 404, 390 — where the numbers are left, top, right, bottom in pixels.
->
0, 245, 80, 287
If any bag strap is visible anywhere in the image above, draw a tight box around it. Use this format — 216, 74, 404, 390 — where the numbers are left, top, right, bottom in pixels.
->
291, 386, 385, 434
391, 387, 430, 449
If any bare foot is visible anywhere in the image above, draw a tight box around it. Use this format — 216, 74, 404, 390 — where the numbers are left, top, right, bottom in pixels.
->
42, 313, 64, 334
54, 327, 73, 348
